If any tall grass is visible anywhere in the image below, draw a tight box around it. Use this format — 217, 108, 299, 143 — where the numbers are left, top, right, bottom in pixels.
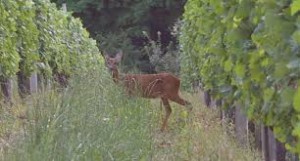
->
148, 94, 262, 161
2, 69, 156, 161
0, 67, 262, 161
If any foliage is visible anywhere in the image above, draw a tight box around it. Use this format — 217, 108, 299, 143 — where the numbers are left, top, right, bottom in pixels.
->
0, 0, 102, 79
52, 0, 185, 35
16, 0, 39, 76
0, 1, 20, 78
143, 30, 180, 75
3, 70, 155, 161
95, 31, 140, 72
51, 0, 186, 72
1, 70, 261, 161
180, 0, 300, 154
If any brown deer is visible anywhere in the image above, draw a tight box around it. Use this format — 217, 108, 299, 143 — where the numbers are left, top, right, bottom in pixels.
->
103, 50, 192, 131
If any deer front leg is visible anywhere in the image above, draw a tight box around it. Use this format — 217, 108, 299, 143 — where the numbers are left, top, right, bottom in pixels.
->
161, 98, 172, 132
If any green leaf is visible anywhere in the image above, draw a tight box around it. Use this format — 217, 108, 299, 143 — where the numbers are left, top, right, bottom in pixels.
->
234, 63, 245, 77
292, 122, 300, 138
294, 87, 300, 112
291, 0, 300, 15
292, 30, 300, 44
273, 126, 287, 142
280, 87, 295, 108
224, 58, 232, 72
264, 88, 275, 101
274, 62, 289, 78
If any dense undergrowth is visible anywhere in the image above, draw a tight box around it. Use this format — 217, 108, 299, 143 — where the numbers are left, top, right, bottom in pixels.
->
0, 68, 262, 161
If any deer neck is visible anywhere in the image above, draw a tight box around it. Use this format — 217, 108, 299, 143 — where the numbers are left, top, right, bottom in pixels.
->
111, 68, 120, 83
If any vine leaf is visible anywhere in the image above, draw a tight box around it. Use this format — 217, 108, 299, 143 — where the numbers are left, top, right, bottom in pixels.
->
291, 0, 300, 15
224, 58, 232, 72
234, 63, 245, 77
294, 87, 300, 112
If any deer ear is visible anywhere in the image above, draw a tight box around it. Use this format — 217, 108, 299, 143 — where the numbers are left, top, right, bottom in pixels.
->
115, 50, 123, 62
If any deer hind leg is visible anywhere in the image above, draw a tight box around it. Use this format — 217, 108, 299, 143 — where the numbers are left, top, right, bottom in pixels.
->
169, 94, 193, 111
159, 100, 164, 125
161, 97, 172, 132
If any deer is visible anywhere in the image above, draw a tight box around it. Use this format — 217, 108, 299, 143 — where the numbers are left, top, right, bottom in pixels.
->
102, 50, 192, 131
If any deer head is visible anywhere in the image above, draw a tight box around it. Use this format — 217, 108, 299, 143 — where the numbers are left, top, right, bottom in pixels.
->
103, 50, 123, 72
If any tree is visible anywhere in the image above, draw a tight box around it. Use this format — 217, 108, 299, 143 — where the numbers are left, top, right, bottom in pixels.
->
51, 0, 186, 72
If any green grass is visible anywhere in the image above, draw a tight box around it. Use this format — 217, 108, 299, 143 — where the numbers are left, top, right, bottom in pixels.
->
0, 69, 262, 161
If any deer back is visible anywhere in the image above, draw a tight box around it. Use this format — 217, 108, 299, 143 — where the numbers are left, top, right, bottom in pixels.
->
121, 73, 180, 98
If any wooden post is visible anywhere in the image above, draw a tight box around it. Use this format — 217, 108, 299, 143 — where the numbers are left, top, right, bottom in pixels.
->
262, 126, 270, 161
203, 90, 211, 108
253, 125, 287, 161
268, 128, 277, 161
17, 71, 30, 98
30, 73, 38, 93
254, 124, 262, 151
17, 72, 39, 97
235, 104, 248, 146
